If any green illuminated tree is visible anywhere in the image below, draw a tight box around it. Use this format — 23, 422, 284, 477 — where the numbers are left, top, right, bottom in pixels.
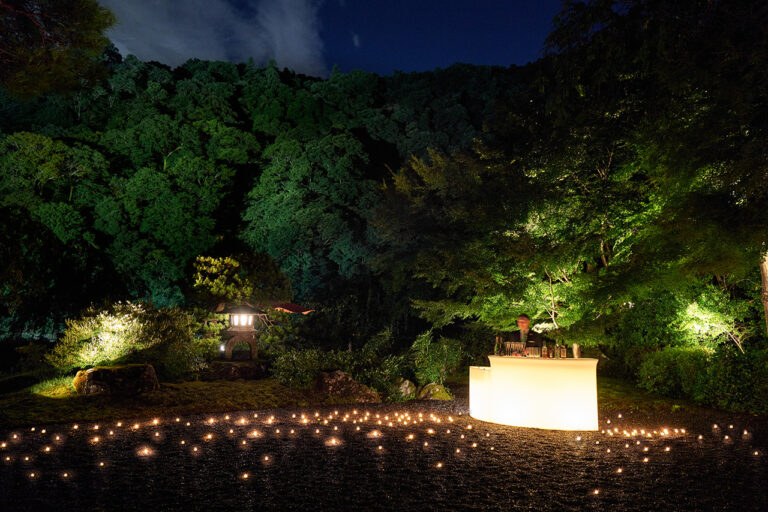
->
241, 132, 378, 297
192, 253, 291, 306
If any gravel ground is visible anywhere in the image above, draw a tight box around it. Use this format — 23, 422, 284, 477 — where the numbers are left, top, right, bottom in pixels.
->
0, 387, 765, 511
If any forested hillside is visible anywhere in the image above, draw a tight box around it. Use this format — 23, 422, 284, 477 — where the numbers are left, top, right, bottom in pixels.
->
2, 0, 767, 412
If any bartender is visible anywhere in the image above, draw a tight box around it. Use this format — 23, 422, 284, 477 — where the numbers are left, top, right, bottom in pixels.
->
509, 314, 544, 347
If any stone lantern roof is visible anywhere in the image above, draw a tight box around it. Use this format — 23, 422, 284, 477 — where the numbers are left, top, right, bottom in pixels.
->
222, 303, 264, 316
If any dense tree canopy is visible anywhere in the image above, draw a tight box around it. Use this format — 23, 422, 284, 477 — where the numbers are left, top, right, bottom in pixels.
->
0, 0, 115, 98
1, 0, 767, 411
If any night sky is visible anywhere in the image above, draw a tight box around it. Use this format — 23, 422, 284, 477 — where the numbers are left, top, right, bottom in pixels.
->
318, 0, 562, 74
100, 0, 563, 77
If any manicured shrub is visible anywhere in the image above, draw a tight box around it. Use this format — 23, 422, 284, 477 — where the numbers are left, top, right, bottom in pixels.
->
47, 302, 149, 372
271, 348, 351, 388
636, 345, 710, 399
636, 342, 768, 414
47, 302, 215, 380
703, 344, 768, 415
270, 329, 406, 394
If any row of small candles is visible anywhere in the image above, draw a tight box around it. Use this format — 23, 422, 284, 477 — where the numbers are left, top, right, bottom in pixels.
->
1, 409, 761, 497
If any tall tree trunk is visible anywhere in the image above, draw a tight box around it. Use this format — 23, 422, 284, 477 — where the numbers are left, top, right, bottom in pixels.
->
760, 248, 768, 335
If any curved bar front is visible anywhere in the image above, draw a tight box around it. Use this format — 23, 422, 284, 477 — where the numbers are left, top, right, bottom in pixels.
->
469, 356, 598, 431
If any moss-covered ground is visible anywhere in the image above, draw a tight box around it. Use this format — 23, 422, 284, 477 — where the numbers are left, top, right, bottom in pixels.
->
0, 378, 309, 428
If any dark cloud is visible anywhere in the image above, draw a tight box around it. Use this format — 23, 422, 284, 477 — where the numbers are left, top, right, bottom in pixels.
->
100, 0, 326, 76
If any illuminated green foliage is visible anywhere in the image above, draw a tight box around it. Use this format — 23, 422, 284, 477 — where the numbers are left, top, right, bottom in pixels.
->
2, 0, 767, 413
46, 302, 214, 379
192, 253, 292, 304
242, 132, 378, 296
47, 302, 152, 370
410, 331, 462, 386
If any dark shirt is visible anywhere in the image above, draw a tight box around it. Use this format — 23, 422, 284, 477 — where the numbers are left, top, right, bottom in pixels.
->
508, 329, 544, 348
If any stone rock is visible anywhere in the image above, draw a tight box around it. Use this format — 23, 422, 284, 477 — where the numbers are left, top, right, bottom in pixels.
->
394, 377, 416, 397
416, 382, 453, 401
312, 370, 381, 403
73, 364, 159, 396
204, 361, 266, 381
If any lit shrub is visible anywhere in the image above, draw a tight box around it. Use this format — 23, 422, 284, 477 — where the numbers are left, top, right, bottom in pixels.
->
137, 309, 218, 380
356, 354, 406, 395
46, 302, 147, 372
636, 346, 711, 399
46, 302, 212, 380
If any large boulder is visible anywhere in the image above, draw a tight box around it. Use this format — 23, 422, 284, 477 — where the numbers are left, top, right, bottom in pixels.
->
312, 370, 381, 403
394, 377, 417, 397
73, 364, 159, 396
417, 382, 453, 401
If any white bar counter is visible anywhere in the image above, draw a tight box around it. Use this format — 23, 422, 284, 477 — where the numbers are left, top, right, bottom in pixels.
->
470, 355, 598, 431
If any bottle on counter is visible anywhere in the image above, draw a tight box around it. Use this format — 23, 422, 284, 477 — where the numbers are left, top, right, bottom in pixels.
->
554, 343, 560, 358
560, 344, 567, 358
494, 335, 501, 355
541, 343, 548, 358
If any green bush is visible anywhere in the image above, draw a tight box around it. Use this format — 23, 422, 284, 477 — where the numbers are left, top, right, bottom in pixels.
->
47, 302, 216, 380
636, 345, 711, 399
270, 329, 406, 394
15, 340, 54, 376
271, 348, 351, 388
606, 293, 688, 377
703, 344, 768, 414
636, 342, 768, 414
47, 302, 149, 371
410, 330, 463, 386
257, 310, 305, 359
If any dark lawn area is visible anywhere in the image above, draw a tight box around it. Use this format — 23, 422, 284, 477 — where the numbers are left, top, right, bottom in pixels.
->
0, 377, 309, 429
0, 375, 766, 511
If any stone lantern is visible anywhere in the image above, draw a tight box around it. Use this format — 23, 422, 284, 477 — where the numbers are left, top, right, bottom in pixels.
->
222, 304, 267, 360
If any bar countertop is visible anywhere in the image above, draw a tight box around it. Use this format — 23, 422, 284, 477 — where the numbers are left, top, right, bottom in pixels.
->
470, 355, 598, 430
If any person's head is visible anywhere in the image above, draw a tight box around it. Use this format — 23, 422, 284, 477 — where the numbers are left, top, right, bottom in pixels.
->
517, 314, 530, 330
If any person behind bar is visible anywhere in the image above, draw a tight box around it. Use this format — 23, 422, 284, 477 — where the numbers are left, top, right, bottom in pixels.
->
509, 314, 544, 347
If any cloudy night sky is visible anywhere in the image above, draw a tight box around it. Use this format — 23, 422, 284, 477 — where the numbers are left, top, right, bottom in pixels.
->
99, 0, 563, 76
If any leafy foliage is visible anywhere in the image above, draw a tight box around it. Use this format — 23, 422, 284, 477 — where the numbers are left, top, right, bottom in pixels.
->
2, 0, 768, 414
410, 330, 463, 386
192, 253, 291, 305
636, 346, 711, 400
45, 302, 214, 379
241, 133, 378, 296
271, 329, 405, 395
0, 0, 115, 98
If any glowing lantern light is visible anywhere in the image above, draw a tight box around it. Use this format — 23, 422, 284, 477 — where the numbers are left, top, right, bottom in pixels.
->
222, 304, 266, 361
